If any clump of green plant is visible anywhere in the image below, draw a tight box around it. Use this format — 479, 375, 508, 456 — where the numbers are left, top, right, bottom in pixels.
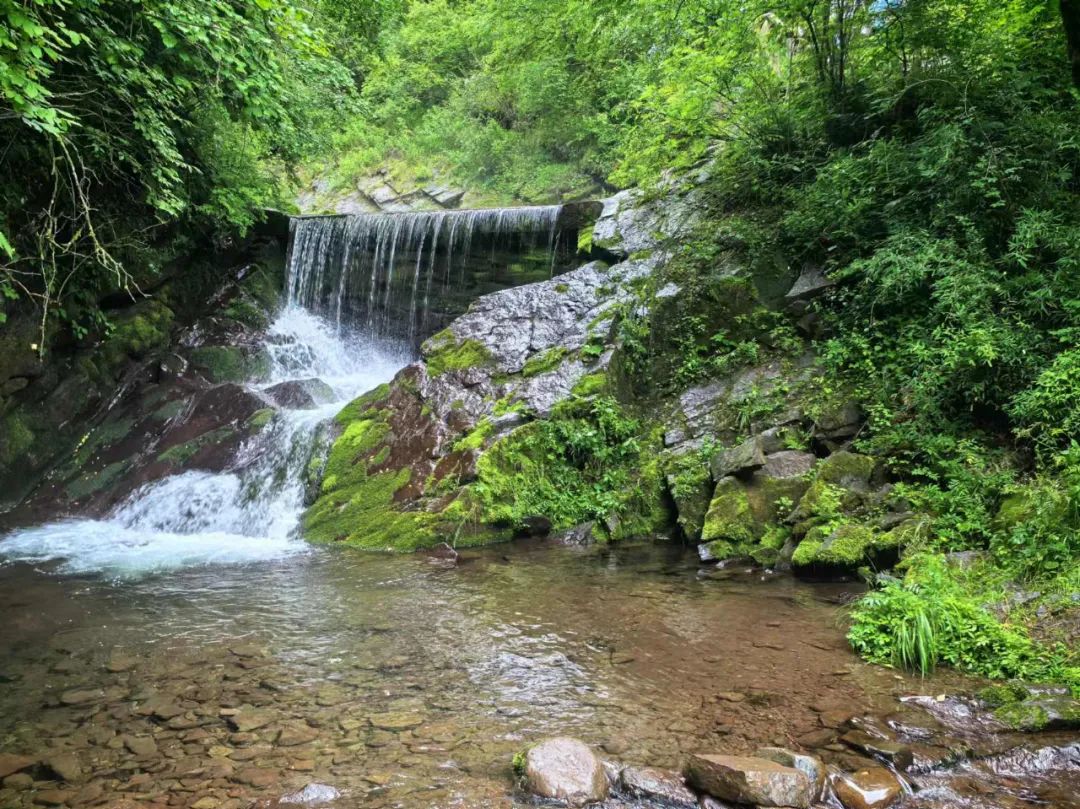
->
849, 555, 1078, 688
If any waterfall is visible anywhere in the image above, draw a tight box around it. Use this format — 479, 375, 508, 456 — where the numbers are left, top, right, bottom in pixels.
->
286, 206, 564, 346
0, 307, 404, 576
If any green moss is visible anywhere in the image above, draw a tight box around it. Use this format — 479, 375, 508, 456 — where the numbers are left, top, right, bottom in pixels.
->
571, 371, 608, 398
335, 384, 391, 425
65, 461, 128, 501
454, 418, 494, 452
188, 346, 249, 383
305, 466, 439, 551
0, 412, 35, 466
68, 416, 135, 470
816, 451, 876, 489
152, 399, 187, 422
247, 408, 276, 431
424, 333, 495, 377
521, 347, 568, 378
157, 427, 236, 465
701, 477, 759, 544
793, 522, 884, 567
994, 701, 1051, 730
979, 683, 1029, 707
554, 283, 570, 294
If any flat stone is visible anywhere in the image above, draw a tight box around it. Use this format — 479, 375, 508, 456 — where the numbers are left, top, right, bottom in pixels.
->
710, 437, 766, 480
33, 790, 73, 806
105, 651, 137, 673
523, 737, 609, 807
3, 773, 33, 790
228, 709, 274, 732
277, 724, 319, 747
123, 735, 158, 757
841, 730, 914, 769
760, 451, 817, 480
0, 754, 36, 779
191, 799, 220, 809
233, 767, 278, 788
786, 264, 834, 300
44, 753, 82, 783
686, 754, 812, 808
831, 767, 903, 809
619, 765, 697, 807
368, 712, 423, 731
58, 688, 104, 706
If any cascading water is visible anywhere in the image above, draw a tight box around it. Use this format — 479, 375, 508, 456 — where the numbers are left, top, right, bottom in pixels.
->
0, 306, 405, 576
286, 205, 564, 345
0, 204, 573, 576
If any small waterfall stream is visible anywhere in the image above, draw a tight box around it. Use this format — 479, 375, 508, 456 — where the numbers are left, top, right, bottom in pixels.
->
0, 307, 405, 575
0, 205, 573, 575
287, 205, 564, 344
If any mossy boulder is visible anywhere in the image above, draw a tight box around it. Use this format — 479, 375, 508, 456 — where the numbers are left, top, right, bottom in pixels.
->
423, 331, 495, 377
792, 523, 877, 567
815, 451, 876, 490
188, 345, 271, 384
701, 477, 759, 545
667, 462, 713, 542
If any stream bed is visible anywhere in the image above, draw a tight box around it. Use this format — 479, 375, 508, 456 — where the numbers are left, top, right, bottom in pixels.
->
0, 541, 1076, 808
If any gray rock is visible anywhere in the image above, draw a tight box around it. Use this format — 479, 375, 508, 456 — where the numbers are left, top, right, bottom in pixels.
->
264, 378, 336, 410
592, 188, 700, 257
619, 765, 698, 807
523, 737, 609, 806
710, 437, 766, 480
555, 523, 597, 545
656, 282, 681, 300
754, 747, 826, 796
814, 401, 864, 439
685, 754, 812, 808
760, 451, 816, 480
786, 264, 834, 301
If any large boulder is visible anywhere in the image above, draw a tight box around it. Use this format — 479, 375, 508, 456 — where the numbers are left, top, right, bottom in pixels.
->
710, 437, 766, 480
521, 738, 609, 806
685, 754, 813, 808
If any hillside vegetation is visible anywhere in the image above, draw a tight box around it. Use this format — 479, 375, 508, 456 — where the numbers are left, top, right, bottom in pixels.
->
2, 0, 1079, 689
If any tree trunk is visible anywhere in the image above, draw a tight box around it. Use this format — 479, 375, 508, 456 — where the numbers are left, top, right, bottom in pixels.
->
1063, 0, 1080, 87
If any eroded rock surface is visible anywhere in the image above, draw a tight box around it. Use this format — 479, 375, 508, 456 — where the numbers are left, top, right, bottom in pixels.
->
522, 737, 609, 806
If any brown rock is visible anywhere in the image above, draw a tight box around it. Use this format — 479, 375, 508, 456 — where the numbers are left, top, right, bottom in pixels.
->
33, 790, 74, 806
58, 689, 104, 706
686, 754, 812, 808
44, 753, 83, 783
3, 772, 33, 790
831, 767, 903, 809
0, 753, 35, 779
523, 737, 609, 807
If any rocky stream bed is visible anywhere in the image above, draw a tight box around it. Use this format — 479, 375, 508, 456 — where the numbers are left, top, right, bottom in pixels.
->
0, 542, 1076, 809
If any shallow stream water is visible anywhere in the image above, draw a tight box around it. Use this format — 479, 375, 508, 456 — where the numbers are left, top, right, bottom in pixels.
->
0, 305, 1076, 809
0, 541, 979, 808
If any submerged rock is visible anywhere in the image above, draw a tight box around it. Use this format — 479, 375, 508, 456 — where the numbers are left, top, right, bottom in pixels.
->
521, 737, 609, 806
0, 754, 35, 779
685, 754, 812, 808
278, 783, 341, 805
265, 378, 336, 409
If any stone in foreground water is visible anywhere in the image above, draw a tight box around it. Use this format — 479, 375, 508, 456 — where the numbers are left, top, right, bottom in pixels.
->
279, 783, 342, 805
686, 753, 812, 808
618, 765, 698, 807
523, 737, 609, 806
831, 767, 903, 809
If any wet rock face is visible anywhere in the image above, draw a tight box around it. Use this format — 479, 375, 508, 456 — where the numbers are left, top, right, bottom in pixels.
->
264, 378, 335, 410
617, 765, 698, 807
522, 737, 609, 806
686, 754, 813, 808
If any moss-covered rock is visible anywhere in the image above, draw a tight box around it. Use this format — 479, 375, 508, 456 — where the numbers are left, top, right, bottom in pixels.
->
667, 461, 713, 542
792, 523, 876, 567
701, 477, 758, 545
423, 331, 495, 377
188, 345, 271, 384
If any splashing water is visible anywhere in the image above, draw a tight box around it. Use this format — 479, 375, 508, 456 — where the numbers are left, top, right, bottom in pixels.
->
0, 306, 404, 577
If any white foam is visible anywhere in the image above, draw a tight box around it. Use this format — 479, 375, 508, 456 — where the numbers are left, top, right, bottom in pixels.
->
0, 306, 406, 578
